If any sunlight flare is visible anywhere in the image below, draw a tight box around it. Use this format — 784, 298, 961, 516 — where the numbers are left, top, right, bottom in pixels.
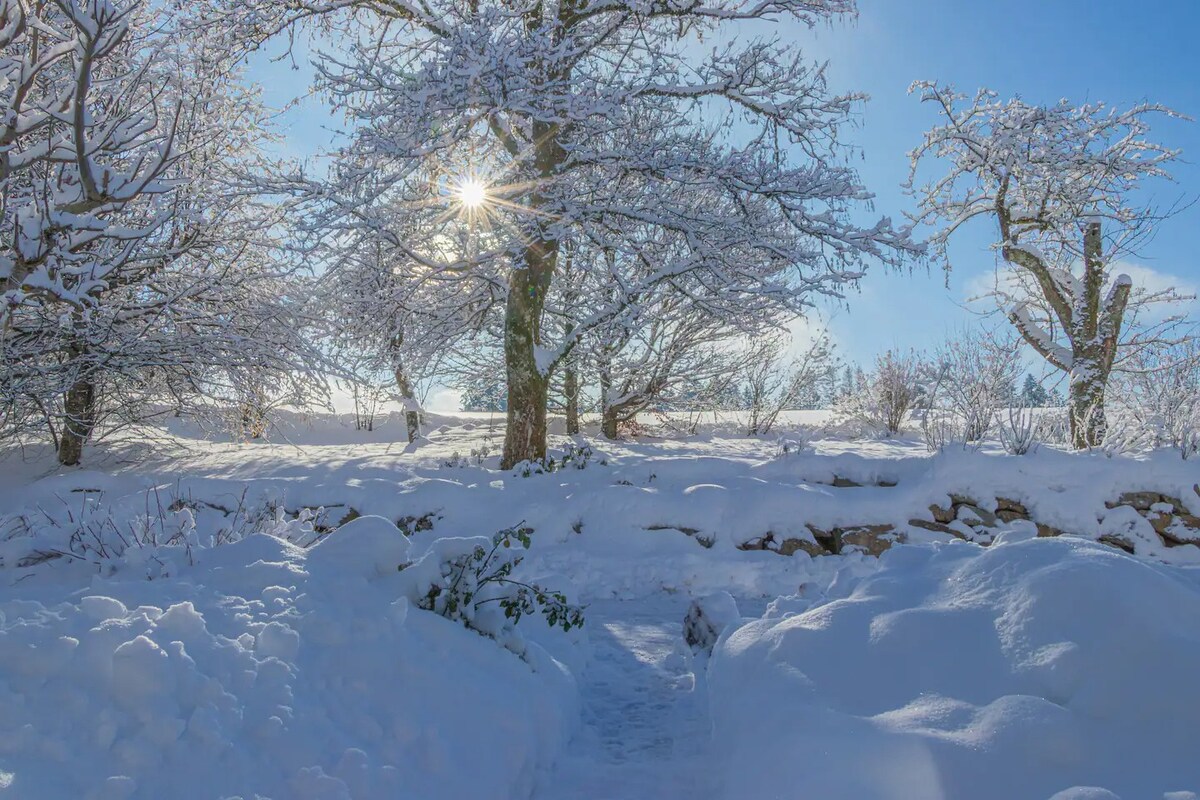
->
457, 177, 488, 209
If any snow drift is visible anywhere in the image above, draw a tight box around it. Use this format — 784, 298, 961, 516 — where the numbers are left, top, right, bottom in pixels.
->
708, 535, 1200, 800
0, 522, 578, 799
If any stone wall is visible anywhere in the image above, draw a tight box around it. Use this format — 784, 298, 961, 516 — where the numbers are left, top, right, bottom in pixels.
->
736, 479, 1200, 559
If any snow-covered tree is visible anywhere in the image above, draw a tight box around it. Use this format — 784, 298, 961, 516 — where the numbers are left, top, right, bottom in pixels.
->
592, 307, 737, 439
0, 0, 319, 463
739, 333, 836, 436
316, 235, 470, 442
908, 83, 1190, 448
556, 233, 782, 439
214, 0, 918, 467
873, 350, 923, 436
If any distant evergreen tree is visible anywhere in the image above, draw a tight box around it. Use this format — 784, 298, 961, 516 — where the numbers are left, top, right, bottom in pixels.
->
461, 380, 508, 412
1019, 374, 1049, 407
820, 365, 840, 407
853, 366, 869, 395
839, 365, 855, 399
999, 375, 1018, 406
796, 382, 822, 410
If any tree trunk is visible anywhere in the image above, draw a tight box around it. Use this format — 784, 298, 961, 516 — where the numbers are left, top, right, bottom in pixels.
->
564, 364, 580, 435
1002, 221, 1129, 451
561, 250, 580, 436
500, 121, 559, 469
601, 405, 618, 440
599, 366, 619, 439
1069, 358, 1107, 449
390, 333, 421, 443
392, 369, 421, 442
58, 376, 96, 466
501, 239, 555, 467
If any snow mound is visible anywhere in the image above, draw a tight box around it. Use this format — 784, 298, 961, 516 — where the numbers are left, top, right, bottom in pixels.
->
0, 533, 577, 799
305, 514, 411, 577
709, 537, 1200, 800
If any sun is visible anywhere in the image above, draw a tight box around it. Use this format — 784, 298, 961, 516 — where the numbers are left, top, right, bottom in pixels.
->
457, 178, 488, 209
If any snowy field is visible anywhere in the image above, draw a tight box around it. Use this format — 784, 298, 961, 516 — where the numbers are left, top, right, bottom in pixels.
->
1, 412, 1198, 799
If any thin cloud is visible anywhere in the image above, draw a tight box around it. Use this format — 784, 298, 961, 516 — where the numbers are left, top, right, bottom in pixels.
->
965, 261, 1199, 318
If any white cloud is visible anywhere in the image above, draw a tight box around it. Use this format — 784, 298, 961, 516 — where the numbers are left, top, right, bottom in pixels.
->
427, 387, 463, 413
1111, 262, 1198, 306
963, 261, 1199, 318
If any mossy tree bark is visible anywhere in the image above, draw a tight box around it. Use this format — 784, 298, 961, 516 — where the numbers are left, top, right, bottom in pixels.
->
499, 104, 563, 467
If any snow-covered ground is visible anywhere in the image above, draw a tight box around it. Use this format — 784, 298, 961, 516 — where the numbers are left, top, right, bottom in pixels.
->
709, 535, 1200, 800
1, 412, 1198, 798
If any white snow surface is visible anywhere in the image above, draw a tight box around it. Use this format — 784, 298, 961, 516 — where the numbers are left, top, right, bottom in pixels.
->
0, 528, 577, 799
710, 536, 1200, 800
531, 598, 730, 800
1, 412, 1199, 798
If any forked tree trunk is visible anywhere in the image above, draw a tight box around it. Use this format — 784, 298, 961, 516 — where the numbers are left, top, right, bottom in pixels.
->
58, 376, 96, 466
1003, 222, 1129, 450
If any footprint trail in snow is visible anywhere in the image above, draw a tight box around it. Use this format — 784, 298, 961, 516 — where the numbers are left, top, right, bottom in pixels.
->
533, 599, 720, 800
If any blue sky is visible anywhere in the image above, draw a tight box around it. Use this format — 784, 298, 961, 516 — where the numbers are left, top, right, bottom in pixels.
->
251, 0, 1200, 371
800, 0, 1200, 365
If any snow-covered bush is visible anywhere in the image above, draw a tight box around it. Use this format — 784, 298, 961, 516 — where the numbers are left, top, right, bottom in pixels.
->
0, 492, 200, 577
834, 350, 923, 437
998, 405, 1040, 455
0, 489, 332, 574
1035, 405, 1072, 446
1094, 410, 1153, 459
918, 408, 962, 453
398, 525, 585, 657
1114, 339, 1200, 459
925, 328, 1022, 443
775, 425, 825, 457
740, 335, 837, 436
514, 443, 600, 476
252, 504, 326, 546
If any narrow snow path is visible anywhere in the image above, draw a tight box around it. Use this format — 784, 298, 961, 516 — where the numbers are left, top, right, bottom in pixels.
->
532, 598, 721, 800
